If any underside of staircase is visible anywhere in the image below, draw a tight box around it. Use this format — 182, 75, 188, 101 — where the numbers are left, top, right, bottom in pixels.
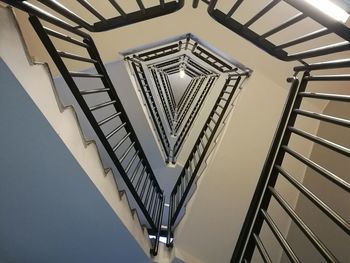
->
1, 1, 349, 262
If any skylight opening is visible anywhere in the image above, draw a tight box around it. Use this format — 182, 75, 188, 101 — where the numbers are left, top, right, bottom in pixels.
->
304, 0, 349, 23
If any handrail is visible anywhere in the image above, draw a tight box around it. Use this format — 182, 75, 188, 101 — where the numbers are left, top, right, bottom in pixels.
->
6, 2, 167, 254
204, 0, 350, 62
5, 0, 185, 32
175, 77, 207, 132
166, 74, 248, 246
129, 60, 172, 161
176, 78, 204, 122
150, 68, 174, 129
173, 76, 218, 160
232, 58, 350, 262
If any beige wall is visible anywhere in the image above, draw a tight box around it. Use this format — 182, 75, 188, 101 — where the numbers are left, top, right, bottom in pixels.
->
8, 2, 344, 262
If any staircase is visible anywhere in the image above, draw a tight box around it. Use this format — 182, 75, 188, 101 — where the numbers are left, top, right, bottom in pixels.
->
1, 1, 349, 262
0, 5, 152, 258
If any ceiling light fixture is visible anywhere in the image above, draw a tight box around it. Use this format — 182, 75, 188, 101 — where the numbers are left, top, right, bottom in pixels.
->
304, 0, 349, 23
179, 66, 185, 78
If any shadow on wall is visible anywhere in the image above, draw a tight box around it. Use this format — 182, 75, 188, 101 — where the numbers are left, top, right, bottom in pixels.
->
0, 58, 150, 263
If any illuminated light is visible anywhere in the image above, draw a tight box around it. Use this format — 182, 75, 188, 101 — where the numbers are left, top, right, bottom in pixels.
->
304, 0, 349, 23
179, 68, 185, 78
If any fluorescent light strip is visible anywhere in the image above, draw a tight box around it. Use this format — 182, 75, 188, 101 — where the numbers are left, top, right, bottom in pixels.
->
304, 0, 349, 23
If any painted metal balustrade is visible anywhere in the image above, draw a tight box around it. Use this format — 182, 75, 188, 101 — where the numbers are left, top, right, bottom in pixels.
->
2, 0, 180, 255
129, 59, 172, 161
203, 0, 350, 62
6, 0, 184, 32
172, 75, 218, 161
4, 0, 349, 260
190, 1, 350, 261
150, 68, 174, 129
232, 57, 350, 263
167, 72, 250, 246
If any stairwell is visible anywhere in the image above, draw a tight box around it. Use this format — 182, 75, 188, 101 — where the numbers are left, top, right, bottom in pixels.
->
1, 1, 349, 263
0, 6, 152, 260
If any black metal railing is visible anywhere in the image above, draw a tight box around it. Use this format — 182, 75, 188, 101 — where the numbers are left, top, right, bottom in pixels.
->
150, 68, 174, 129
177, 78, 197, 111
172, 76, 218, 161
129, 60, 172, 161
163, 73, 177, 116
232, 59, 350, 262
175, 77, 207, 132
6, 0, 184, 32
136, 41, 183, 62
4, 1, 174, 255
159, 70, 176, 119
203, 0, 350, 62
167, 73, 249, 245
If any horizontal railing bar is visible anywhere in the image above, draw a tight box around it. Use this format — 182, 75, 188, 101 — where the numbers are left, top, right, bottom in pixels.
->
194, 45, 232, 70
206, 123, 213, 133
80, 87, 109, 95
261, 13, 306, 39
276, 165, 350, 235
136, 0, 146, 14
140, 177, 150, 200
295, 109, 350, 128
138, 43, 178, 58
125, 150, 139, 173
299, 92, 350, 102
282, 146, 350, 192
289, 126, 350, 157
284, 0, 350, 42
275, 28, 330, 50
98, 112, 121, 126
261, 209, 300, 263
4, 1, 90, 37
269, 186, 338, 262
58, 50, 97, 63
305, 74, 350, 81
44, 27, 88, 47
120, 142, 136, 162
77, 0, 107, 21
226, 0, 244, 18
288, 42, 350, 60
107, 0, 127, 18
148, 189, 156, 211
37, 0, 93, 30
144, 182, 153, 205
113, 132, 131, 151
245, 0, 281, 28
294, 58, 350, 71
89, 100, 116, 111
70, 71, 103, 78
135, 167, 147, 191
252, 233, 272, 263
130, 159, 143, 183
106, 122, 126, 139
